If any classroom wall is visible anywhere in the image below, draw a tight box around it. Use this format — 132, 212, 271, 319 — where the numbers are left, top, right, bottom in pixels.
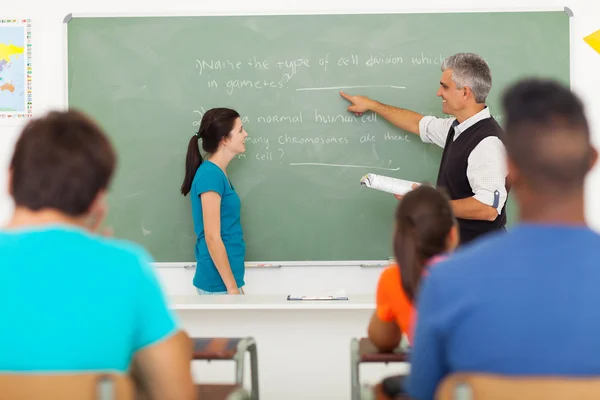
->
2, 0, 600, 231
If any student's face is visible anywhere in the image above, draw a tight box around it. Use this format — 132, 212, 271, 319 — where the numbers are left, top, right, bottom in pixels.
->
436, 69, 468, 116
224, 117, 248, 155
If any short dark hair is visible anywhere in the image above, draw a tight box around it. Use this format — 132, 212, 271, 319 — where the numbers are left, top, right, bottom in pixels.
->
502, 78, 592, 194
180, 107, 240, 196
10, 109, 116, 216
394, 185, 456, 302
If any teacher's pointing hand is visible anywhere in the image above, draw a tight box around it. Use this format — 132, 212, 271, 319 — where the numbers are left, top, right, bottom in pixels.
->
340, 91, 374, 116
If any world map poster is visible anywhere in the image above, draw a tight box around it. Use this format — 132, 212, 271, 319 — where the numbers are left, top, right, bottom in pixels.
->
0, 19, 32, 124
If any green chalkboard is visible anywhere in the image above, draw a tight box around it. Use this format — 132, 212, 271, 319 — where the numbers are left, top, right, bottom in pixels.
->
66, 11, 570, 262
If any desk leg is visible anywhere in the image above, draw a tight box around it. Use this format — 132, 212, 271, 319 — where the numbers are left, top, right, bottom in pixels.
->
249, 341, 260, 400
350, 338, 360, 400
235, 338, 260, 400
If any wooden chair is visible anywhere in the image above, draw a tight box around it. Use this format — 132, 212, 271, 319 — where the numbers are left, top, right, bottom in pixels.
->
371, 381, 410, 400
192, 337, 259, 400
0, 372, 133, 400
197, 384, 251, 400
350, 337, 410, 400
436, 373, 600, 400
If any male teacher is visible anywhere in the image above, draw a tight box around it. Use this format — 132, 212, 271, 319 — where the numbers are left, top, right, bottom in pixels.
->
341, 52, 509, 245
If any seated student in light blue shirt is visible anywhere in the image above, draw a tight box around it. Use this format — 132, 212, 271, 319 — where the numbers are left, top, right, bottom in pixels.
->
0, 110, 195, 400
180, 108, 248, 295
408, 79, 600, 400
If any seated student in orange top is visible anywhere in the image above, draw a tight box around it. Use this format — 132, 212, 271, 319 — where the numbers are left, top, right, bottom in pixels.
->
368, 185, 459, 351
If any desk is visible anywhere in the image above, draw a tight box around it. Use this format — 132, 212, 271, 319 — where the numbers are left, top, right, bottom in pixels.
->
169, 295, 408, 400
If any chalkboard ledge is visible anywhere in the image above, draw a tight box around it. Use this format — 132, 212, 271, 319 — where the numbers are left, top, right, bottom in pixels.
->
153, 260, 390, 268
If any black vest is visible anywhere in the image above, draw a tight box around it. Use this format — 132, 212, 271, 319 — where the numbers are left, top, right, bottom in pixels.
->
436, 117, 508, 245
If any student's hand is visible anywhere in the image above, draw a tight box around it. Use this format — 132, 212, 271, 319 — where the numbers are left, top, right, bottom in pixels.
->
393, 184, 421, 201
340, 91, 373, 115
227, 288, 241, 295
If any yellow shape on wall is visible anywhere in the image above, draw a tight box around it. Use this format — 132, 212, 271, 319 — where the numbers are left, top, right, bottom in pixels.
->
584, 30, 600, 54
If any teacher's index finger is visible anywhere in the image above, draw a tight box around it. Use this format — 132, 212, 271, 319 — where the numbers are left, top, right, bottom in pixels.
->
339, 90, 353, 101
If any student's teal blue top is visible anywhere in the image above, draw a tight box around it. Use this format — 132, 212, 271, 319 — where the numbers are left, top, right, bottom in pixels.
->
191, 160, 246, 292
0, 225, 178, 372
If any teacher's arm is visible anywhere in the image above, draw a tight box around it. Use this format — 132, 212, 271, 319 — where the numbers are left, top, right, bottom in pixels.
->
450, 197, 498, 221
340, 91, 423, 135
340, 91, 456, 150
201, 191, 240, 294
453, 137, 508, 221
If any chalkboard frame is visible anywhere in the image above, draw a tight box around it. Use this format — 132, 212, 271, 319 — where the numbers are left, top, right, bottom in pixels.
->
64, 8, 573, 265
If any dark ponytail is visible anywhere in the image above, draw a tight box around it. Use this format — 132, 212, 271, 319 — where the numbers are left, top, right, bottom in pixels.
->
395, 216, 422, 302
180, 107, 240, 196
180, 133, 203, 196
393, 185, 456, 302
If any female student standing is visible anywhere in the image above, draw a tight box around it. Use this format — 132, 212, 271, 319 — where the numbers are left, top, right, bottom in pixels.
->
181, 108, 248, 295
368, 185, 459, 349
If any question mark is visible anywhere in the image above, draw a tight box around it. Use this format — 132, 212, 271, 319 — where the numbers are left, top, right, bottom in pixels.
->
278, 148, 285, 159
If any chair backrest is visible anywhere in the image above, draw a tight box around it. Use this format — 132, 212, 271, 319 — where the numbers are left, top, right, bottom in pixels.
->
436, 373, 600, 400
0, 372, 134, 400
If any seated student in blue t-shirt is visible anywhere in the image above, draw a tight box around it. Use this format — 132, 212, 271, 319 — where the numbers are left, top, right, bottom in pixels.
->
0, 110, 195, 400
408, 79, 600, 400
181, 108, 248, 295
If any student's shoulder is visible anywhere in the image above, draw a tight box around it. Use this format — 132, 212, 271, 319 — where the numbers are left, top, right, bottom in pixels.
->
0, 231, 18, 244
377, 265, 400, 288
427, 231, 512, 282
580, 227, 600, 244
193, 162, 226, 189
195, 161, 223, 179
381, 265, 400, 280
81, 232, 154, 272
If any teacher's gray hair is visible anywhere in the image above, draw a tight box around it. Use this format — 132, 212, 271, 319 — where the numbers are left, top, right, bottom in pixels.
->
441, 53, 492, 104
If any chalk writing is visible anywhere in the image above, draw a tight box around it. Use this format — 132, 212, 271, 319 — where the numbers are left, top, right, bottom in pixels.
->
196, 59, 243, 75
314, 110, 356, 124
226, 79, 283, 95
366, 54, 404, 67
338, 55, 359, 66
275, 58, 310, 74
384, 132, 411, 142
360, 134, 376, 143
411, 53, 445, 65
247, 57, 270, 70
257, 113, 303, 123
276, 58, 311, 83
318, 53, 330, 72
361, 113, 377, 123
289, 162, 400, 171
250, 148, 285, 161
255, 151, 273, 161
278, 135, 349, 145
245, 136, 270, 149
313, 110, 377, 124
192, 108, 206, 127
296, 85, 405, 91
192, 109, 249, 127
